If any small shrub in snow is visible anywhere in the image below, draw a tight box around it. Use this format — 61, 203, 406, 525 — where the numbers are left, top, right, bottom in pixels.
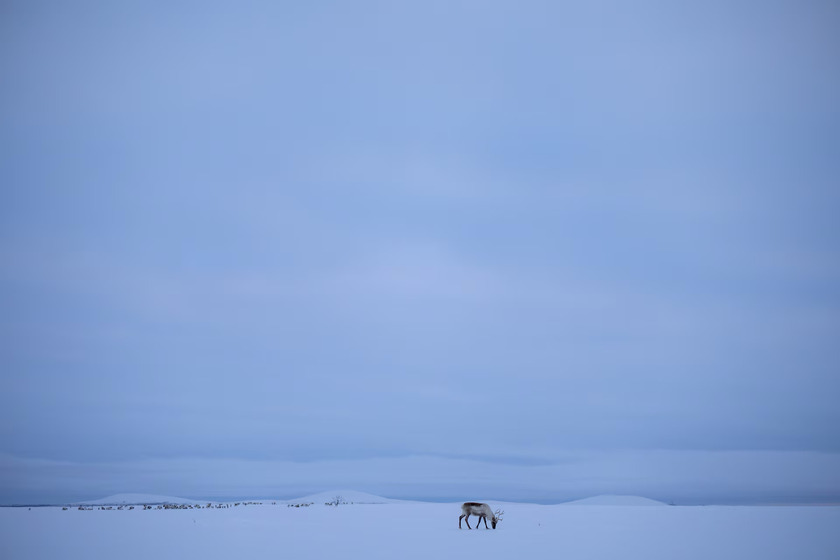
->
326, 495, 346, 507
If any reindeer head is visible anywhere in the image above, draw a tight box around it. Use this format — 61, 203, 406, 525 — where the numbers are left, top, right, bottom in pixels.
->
492, 508, 504, 529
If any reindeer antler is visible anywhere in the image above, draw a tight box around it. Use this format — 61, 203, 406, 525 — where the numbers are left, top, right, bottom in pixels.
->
495, 508, 504, 520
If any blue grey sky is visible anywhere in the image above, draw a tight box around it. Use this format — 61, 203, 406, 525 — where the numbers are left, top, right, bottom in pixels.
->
2, 0, 839, 504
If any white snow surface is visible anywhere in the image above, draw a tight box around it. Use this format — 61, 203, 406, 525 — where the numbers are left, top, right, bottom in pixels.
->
561, 494, 668, 506
3, 494, 839, 560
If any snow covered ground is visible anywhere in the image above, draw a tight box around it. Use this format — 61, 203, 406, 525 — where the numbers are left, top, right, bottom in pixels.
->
2, 493, 838, 559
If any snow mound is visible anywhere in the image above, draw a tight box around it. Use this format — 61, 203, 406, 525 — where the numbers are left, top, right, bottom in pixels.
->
75, 493, 206, 505
561, 495, 667, 506
285, 490, 402, 504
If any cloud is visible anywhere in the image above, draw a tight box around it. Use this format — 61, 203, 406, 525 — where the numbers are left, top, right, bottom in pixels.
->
2, 0, 839, 505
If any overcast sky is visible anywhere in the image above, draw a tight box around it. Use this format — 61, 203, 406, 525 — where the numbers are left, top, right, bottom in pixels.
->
2, 0, 839, 505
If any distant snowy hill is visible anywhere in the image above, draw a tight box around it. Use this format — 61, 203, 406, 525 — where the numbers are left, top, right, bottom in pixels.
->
75, 490, 401, 506
74, 491, 666, 507
561, 495, 667, 506
285, 490, 403, 504
75, 493, 206, 505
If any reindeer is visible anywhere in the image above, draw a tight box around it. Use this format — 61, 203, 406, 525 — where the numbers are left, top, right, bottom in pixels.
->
459, 502, 504, 529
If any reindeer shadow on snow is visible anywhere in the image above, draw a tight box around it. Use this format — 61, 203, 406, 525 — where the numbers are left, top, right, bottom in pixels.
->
459, 502, 504, 530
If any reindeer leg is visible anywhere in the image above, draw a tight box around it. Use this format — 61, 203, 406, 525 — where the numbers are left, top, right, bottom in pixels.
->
465, 514, 472, 529
459, 514, 465, 529
481, 516, 489, 529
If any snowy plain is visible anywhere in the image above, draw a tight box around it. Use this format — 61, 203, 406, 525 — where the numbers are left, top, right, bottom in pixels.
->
2, 491, 839, 560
